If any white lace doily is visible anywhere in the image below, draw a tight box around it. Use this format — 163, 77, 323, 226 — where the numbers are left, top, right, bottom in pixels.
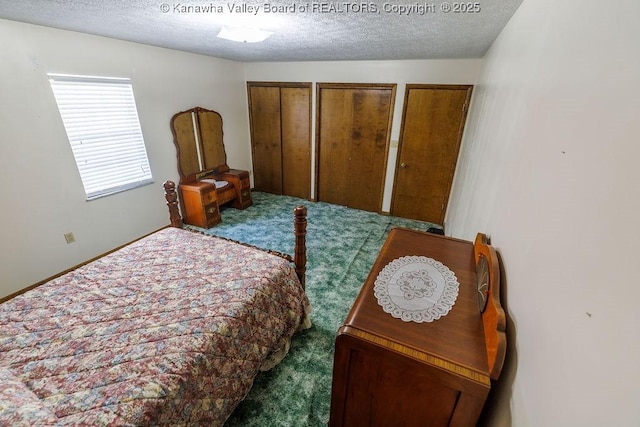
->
373, 256, 459, 323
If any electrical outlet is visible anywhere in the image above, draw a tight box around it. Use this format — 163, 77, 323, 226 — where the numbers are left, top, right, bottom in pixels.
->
64, 232, 75, 244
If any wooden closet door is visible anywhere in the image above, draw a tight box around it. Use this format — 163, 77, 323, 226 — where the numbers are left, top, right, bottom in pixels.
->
248, 83, 311, 198
281, 87, 311, 199
391, 85, 472, 224
317, 84, 395, 212
249, 85, 282, 194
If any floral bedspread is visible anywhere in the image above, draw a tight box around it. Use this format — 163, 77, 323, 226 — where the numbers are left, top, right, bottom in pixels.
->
0, 227, 309, 426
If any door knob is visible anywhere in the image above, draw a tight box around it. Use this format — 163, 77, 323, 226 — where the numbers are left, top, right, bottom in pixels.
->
400, 162, 407, 168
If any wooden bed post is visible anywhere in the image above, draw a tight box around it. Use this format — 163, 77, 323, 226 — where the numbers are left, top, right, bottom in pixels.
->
294, 205, 307, 289
164, 180, 183, 228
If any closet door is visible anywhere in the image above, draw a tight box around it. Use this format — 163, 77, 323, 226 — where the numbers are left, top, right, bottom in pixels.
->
391, 84, 473, 224
248, 82, 311, 199
248, 85, 282, 194
316, 83, 396, 212
281, 87, 311, 199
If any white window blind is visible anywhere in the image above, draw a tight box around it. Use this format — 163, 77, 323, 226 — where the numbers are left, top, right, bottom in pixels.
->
49, 74, 153, 200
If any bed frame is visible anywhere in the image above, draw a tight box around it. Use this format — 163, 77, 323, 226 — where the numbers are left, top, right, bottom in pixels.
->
164, 180, 308, 289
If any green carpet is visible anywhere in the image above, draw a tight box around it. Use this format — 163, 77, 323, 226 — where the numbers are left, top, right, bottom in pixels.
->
187, 192, 439, 426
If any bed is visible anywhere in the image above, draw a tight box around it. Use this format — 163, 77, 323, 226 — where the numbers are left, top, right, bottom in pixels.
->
0, 181, 310, 426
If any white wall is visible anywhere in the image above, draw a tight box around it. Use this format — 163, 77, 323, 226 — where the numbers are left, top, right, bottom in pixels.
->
0, 19, 250, 299
244, 60, 482, 208
447, 0, 640, 425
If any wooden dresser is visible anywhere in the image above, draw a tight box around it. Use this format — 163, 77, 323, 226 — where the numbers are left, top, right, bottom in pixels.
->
329, 228, 505, 427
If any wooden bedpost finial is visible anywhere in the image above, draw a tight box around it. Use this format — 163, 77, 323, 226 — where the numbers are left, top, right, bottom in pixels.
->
293, 205, 308, 289
163, 180, 183, 228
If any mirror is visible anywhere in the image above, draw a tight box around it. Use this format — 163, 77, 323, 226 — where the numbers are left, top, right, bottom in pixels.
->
170, 107, 229, 183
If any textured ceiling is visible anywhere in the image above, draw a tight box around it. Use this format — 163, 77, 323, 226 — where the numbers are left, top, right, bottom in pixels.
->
0, 0, 523, 62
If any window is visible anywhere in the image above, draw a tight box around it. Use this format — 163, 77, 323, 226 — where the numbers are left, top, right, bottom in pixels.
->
49, 74, 153, 200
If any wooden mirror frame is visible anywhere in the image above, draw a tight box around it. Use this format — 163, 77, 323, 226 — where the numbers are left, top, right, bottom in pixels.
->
170, 107, 229, 184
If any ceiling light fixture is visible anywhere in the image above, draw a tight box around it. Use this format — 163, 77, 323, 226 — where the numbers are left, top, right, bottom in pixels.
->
217, 26, 273, 43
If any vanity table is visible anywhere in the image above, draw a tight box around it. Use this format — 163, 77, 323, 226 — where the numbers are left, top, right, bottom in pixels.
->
329, 229, 506, 426
170, 107, 252, 227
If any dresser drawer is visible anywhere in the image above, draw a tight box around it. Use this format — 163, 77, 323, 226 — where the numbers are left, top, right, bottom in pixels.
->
204, 203, 220, 227
203, 189, 217, 205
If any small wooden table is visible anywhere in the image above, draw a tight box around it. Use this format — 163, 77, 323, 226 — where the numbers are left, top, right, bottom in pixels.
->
329, 228, 494, 426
